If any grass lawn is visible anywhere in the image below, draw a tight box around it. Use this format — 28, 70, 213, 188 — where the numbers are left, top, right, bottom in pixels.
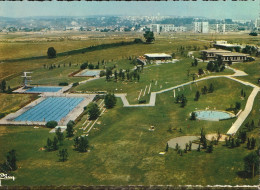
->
0, 78, 258, 186
0, 93, 38, 115
0, 33, 259, 186
231, 59, 260, 85
73, 58, 234, 104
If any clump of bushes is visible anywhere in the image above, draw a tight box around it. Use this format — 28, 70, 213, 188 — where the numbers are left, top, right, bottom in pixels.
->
46, 120, 58, 128
139, 100, 146, 104
72, 82, 79, 87
59, 82, 69, 86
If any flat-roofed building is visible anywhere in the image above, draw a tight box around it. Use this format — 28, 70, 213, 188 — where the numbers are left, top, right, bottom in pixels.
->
215, 52, 249, 62
201, 48, 231, 61
214, 41, 242, 50
144, 53, 172, 60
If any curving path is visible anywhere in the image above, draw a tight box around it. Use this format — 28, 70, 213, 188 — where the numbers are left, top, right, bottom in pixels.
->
115, 66, 259, 135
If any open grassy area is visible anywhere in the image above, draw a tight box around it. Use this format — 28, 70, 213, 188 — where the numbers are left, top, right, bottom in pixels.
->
231, 59, 260, 85
73, 59, 234, 104
0, 93, 38, 115
0, 33, 259, 186
0, 78, 258, 186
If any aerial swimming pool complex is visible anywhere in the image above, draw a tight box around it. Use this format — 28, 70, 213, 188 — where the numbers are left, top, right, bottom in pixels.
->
25, 86, 62, 93
14, 97, 84, 122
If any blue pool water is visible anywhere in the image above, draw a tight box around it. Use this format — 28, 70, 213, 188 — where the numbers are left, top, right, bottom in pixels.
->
14, 97, 84, 122
25, 86, 62, 93
81, 70, 100, 76
195, 110, 233, 121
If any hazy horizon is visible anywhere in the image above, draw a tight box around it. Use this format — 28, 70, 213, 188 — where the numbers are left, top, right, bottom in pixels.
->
0, 1, 258, 20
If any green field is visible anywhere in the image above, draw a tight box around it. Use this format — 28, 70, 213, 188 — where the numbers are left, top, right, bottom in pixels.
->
0, 32, 259, 186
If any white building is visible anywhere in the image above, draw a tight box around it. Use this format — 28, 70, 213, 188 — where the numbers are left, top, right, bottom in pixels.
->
194, 22, 209, 33
255, 18, 260, 29
150, 24, 175, 33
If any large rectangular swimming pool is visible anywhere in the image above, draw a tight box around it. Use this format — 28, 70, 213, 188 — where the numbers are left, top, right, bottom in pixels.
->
14, 97, 84, 122
25, 86, 62, 93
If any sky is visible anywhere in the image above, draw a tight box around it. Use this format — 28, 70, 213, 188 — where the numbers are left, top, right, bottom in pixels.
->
0, 1, 258, 20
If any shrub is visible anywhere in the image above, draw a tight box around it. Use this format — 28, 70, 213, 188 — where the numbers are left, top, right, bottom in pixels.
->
138, 100, 146, 104
59, 82, 69, 86
0, 113, 5, 119
46, 120, 58, 128
80, 62, 88, 70
72, 82, 79, 87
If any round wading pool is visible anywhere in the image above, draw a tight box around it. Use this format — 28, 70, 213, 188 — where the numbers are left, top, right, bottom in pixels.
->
194, 110, 234, 121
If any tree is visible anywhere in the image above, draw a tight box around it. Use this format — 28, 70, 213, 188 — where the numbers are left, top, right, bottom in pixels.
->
238, 130, 247, 143
46, 120, 58, 128
5, 150, 17, 171
250, 138, 256, 150
180, 96, 187, 108
201, 86, 207, 95
200, 128, 207, 149
206, 62, 214, 72
74, 136, 80, 150
194, 91, 200, 101
1, 80, 6, 92
175, 143, 179, 151
244, 151, 258, 178
188, 141, 192, 151
56, 127, 64, 145
207, 144, 213, 153
106, 68, 113, 81
46, 138, 53, 151
197, 143, 201, 152
78, 136, 89, 152
114, 70, 118, 81
143, 31, 155, 43
190, 112, 196, 120
165, 143, 169, 152
87, 102, 100, 120
66, 120, 75, 138
58, 149, 68, 162
235, 102, 241, 110
208, 83, 214, 93
80, 62, 88, 70
104, 93, 117, 109
198, 68, 204, 75
53, 136, 59, 151
247, 138, 251, 149
47, 47, 56, 58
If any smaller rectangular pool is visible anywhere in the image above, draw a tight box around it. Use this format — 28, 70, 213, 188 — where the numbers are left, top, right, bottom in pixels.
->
81, 70, 101, 77
25, 86, 62, 93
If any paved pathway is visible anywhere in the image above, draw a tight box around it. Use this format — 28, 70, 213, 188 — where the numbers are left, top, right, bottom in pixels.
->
227, 86, 259, 135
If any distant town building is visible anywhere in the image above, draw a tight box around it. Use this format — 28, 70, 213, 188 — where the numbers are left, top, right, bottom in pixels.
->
215, 24, 226, 33
194, 22, 209, 33
255, 18, 260, 29
149, 24, 186, 33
